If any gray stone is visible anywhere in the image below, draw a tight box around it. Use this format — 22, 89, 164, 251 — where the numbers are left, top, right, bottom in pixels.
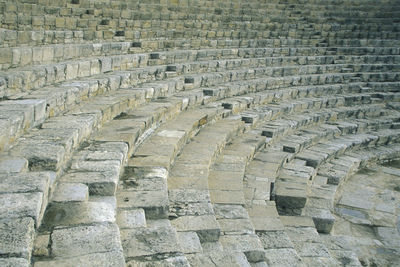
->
0, 156, 28, 173
171, 215, 220, 242
0, 172, 50, 194
117, 209, 146, 229
43, 201, 115, 229
214, 204, 249, 219
308, 208, 335, 234
60, 171, 119, 196
293, 242, 331, 258
126, 256, 189, 267
264, 248, 303, 267
0, 192, 43, 224
52, 182, 88, 202
219, 218, 255, 235
51, 223, 122, 257
33, 234, 50, 257
257, 230, 294, 249
176, 231, 203, 254
34, 251, 125, 267
0, 258, 30, 267
219, 234, 266, 262
0, 217, 35, 260
121, 224, 181, 258
187, 251, 251, 267
117, 190, 168, 219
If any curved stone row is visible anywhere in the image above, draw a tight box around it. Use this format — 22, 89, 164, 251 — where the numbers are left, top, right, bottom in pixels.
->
0, 0, 400, 266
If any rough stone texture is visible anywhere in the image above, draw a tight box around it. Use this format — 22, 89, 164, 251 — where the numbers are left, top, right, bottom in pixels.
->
1, 0, 400, 265
0, 217, 35, 260
34, 251, 125, 267
51, 223, 123, 258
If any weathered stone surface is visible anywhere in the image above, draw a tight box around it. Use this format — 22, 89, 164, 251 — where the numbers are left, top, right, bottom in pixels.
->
126, 256, 189, 267
43, 201, 115, 229
257, 230, 294, 249
0, 258, 30, 267
0, 156, 28, 173
51, 223, 122, 258
51, 182, 88, 202
0, 172, 50, 194
117, 209, 146, 229
264, 248, 303, 266
34, 251, 125, 267
176, 231, 203, 254
171, 215, 220, 242
187, 251, 250, 267
219, 234, 266, 262
121, 223, 181, 258
117, 190, 168, 219
0, 192, 43, 224
60, 170, 119, 196
33, 233, 50, 257
214, 204, 249, 219
0, 217, 35, 260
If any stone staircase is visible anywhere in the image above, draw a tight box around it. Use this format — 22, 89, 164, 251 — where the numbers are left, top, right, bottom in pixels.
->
1, 0, 400, 266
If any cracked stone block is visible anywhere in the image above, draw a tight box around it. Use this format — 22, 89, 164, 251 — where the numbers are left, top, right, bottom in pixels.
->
51, 223, 122, 258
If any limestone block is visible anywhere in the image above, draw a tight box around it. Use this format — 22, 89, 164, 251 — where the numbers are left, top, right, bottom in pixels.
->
51, 223, 123, 258
171, 215, 220, 242
117, 209, 146, 229
33, 233, 50, 257
121, 224, 180, 258
0, 156, 28, 173
117, 190, 168, 219
0, 258, 30, 267
35, 251, 125, 267
219, 234, 266, 262
60, 170, 119, 196
0, 218, 35, 260
176, 231, 202, 254
257, 230, 294, 249
52, 183, 89, 203
0, 192, 43, 224
43, 202, 115, 229
264, 248, 303, 266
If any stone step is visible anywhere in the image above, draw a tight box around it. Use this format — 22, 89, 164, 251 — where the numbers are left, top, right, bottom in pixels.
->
281, 215, 340, 266
34, 222, 125, 267
121, 219, 188, 265
302, 143, 400, 235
